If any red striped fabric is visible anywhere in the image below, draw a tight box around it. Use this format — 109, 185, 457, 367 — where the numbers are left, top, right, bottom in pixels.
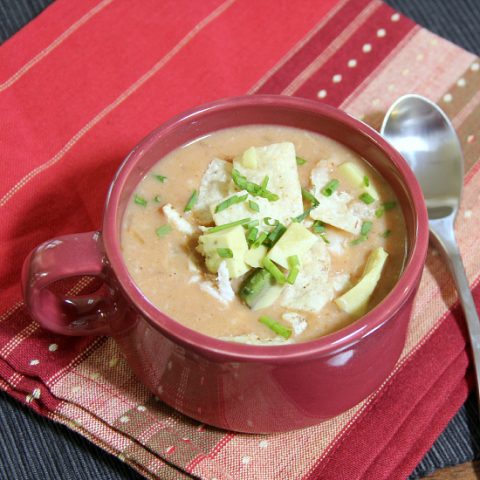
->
1, 0, 479, 478
254, 0, 369, 94
293, 4, 416, 104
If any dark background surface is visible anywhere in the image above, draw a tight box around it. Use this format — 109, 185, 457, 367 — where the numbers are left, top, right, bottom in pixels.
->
1, 0, 480, 479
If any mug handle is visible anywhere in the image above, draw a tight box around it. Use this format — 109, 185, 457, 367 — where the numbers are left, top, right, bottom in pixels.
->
22, 231, 120, 336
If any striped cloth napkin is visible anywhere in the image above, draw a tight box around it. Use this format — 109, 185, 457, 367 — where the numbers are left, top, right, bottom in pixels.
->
1, 0, 479, 478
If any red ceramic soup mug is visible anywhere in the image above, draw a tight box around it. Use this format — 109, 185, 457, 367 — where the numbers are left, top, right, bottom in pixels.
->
22, 96, 428, 433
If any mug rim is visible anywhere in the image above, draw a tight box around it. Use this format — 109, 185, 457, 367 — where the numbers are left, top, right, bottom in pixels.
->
103, 95, 429, 361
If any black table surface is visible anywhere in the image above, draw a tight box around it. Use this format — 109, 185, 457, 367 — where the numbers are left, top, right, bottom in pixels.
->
1, 1, 480, 479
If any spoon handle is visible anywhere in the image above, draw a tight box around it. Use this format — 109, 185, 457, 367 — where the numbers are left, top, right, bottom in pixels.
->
430, 221, 480, 394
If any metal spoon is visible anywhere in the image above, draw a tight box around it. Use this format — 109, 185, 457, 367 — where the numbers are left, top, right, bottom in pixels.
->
381, 94, 480, 396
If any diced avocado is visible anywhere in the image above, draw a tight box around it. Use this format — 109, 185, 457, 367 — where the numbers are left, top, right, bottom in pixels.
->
252, 284, 283, 311
244, 244, 268, 268
268, 222, 318, 269
197, 225, 249, 278
337, 162, 379, 200
242, 146, 258, 169
334, 247, 388, 317
238, 268, 284, 310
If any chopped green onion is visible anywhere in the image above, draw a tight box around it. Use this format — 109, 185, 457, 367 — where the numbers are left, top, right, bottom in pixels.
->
215, 193, 248, 213
263, 217, 279, 226
359, 192, 375, 204
231, 169, 279, 201
153, 174, 167, 183
320, 234, 330, 244
134, 194, 147, 206
312, 220, 326, 234
206, 218, 252, 234
262, 257, 286, 285
239, 269, 273, 308
287, 255, 300, 268
259, 316, 292, 339
261, 176, 269, 190
155, 224, 172, 237
248, 200, 260, 212
246, 227, 258, 245
244, 219, 259, 229
360, 221, 373, 236
296, 156, 307, 166
153, 195, 162, 203
292, 206, 315, 223
350, 236, 366, 246
287, 267, 300, 284
321, 179, 340, 197
231, 168, 256, 194
381, 229, 392, 238
301, 188, 320, 206
383, 201, 397, 211
259, 189, 279, 202
286, 255, 300, 285
217, 248, 233, 258
375, 207, 384, 218
252, 231, 268, 249
184, 190, 198, 212
363, 175, 370, 187
263, 223, 286, 248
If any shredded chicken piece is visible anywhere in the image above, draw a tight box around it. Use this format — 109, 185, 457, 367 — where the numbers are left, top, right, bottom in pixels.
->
162, 204, 196, 235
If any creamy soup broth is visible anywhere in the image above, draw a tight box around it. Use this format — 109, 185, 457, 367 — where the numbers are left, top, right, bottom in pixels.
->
121, 125, 406, 344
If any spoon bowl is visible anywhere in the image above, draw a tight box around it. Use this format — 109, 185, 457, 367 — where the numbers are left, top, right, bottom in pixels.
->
381, 94, 463, 220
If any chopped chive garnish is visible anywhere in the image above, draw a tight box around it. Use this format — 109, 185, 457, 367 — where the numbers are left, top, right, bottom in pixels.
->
244, 219, 259, 229
296, 156, 307, 166
286, 255, 300, 285
231, 169, 279, 201
360, 221, 373, 236
231, 168, 253, 192
252, 231, 268, 249
206, 217, 252, 234
248, 200, 260, 212
301, 188, 320, 206
359, 192, 375, 204
134, 194, 147, 206
381, 229, 392, 238
312, 220, 326, 234
153, 174, 167, 183
263, 217, 279, 226
261, 176, 269, 190
350, 236, 366, 246
287, 255, 300, 268
321, 179, 340, 197
383, 200, 397, 210
215, 193, 248, 213
287, 266, 300, 284
217, 248, 233, 258
262, 257, 287, 285
155, 224, 172, 237
259, 316, 292, 339
320, 234, 330, 244
263, 223, 287, 248
261, 191, 279, 202
363, 175, 370, 187
246, 227, 258, 245
375, 207, 384, 218
292, 206, 315, 223
153, 195, 162, 203
184, 190, 198, 212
